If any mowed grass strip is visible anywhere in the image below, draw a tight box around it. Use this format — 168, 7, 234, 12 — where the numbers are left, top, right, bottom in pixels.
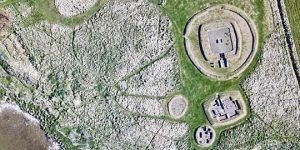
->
285, 0, 300, 59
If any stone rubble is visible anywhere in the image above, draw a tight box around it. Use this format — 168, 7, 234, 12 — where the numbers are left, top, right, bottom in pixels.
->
0, 0, 185, 149
116, 95, 165, 117
54, 0, 98, 17
243, 0, 300, 138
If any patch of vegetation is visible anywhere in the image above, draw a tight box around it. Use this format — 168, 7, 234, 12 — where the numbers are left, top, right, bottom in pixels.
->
1, 0, 106, 27
157, 0, 266, 149
285, 0, 300, 59
47, 72, 67, 99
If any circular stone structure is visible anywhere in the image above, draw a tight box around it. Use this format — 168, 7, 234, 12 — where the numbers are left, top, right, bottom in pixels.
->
167, 95, 188, 119
184, 5, 258, 80
54, 0, 99, 17
194, 125, 216, 147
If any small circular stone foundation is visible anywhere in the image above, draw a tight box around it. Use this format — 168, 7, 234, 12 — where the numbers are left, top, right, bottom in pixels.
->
194, 125, 215, 147
168, 95, 188, 119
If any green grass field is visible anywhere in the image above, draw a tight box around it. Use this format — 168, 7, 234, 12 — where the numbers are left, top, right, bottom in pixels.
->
156, 0, 266, 149
285, 0, 300, 60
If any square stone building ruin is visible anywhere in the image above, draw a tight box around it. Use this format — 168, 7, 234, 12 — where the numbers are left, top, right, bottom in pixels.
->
202, 91, 247, 127
210, 95, 241, 121
199, 21, 238, 69
207, 27, 234, 68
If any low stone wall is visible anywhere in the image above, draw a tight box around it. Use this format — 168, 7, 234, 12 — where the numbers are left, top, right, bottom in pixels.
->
194, 125, 216, 147
167, 95, 188, 119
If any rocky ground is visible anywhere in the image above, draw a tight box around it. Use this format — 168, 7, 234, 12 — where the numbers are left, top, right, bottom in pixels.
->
54, 0, 98, 17
214, 0, 300, 149
1, 0, 300, 149
243, 0, 300, 138
0, 0, 188, 149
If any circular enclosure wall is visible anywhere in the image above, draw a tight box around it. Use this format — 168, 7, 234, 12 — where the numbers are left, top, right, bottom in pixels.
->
167, 95, 188, 119
194, 125, 216, 147
184, 5, 258, 80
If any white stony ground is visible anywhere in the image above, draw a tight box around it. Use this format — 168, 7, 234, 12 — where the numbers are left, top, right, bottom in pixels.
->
216, 0, 300, 149
215, 116, 275, 149
48, 140, 62, 150
54, 0, 98, 17
116, 95, 165, 116
243, 0, 300, 138
0, 33, 41, 85
118, 117, 189, 149
168, 95, 188, 118
124, 51, 179, 97
0, 0, 186, 149
214, 0, 300, 149
6, 0, 300, 149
